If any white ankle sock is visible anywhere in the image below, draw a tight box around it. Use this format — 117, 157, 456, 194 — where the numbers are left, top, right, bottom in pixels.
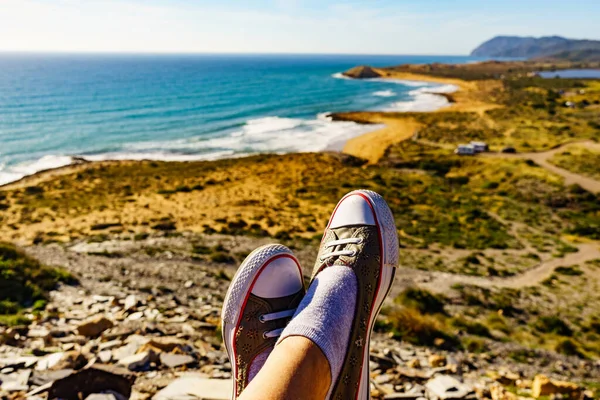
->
277, 266, 357, 395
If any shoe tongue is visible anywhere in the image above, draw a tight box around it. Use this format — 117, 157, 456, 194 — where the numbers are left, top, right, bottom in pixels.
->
330, 226, 358, 240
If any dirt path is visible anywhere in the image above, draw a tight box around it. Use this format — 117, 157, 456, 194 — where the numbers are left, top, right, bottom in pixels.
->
483, 140, 600, 193
393, 242, 600, 296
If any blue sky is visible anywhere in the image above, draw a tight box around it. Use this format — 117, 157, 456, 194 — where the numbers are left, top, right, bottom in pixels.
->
1, 0, 599, 54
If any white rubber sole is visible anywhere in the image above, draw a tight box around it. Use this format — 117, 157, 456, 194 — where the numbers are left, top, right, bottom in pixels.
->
221, 244, 298, 399
338, 190, 399, 400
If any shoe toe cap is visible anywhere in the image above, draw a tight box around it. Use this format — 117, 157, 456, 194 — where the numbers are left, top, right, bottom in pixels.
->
251, 256, 303, 298
329, 193, 376, 229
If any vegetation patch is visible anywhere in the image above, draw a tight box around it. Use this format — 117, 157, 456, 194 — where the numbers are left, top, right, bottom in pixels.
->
0, 242, 77, 325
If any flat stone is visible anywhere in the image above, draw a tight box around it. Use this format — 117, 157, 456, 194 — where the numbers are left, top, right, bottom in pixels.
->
426, 375, 474, 399
0, 356, 39, 369
429, 354, 446, 368
28, 328, 51, 338
77, 316, 114, 337
385, 394, 423, 400
1, 369, 31, 392
124, 295, 138, 311
159, 353, 195, 368
86, 393, 120, 400
532, 375, 581, 399
118, 351, 155, 371
31, 369, 74, 386
153, 376, 232, 400
127, 312, 144, 321
99, 340, 123, 351
113, 343, 142, 362
98, 350, 113, 364
36, 352, 64, 370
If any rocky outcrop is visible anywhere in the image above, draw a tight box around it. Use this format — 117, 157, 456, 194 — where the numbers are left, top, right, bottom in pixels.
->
342, 65, 382, 79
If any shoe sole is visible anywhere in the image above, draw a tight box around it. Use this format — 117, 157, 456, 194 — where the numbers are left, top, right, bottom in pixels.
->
328, 190, 398, 400
221, 244, 301, 398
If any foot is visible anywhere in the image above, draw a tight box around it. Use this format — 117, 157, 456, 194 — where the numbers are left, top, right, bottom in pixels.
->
312, 190, 398, 399
221, 244, 305, 398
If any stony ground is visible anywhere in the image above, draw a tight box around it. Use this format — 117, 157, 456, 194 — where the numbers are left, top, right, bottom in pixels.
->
1, 234, 598, 400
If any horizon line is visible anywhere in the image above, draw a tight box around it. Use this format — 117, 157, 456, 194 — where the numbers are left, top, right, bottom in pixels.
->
0, 50, 473, 57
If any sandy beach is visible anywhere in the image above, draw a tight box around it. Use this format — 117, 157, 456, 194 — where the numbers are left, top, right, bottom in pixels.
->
336, 70, 499, 163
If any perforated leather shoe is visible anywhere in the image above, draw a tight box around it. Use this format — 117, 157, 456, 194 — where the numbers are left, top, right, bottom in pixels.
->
221, 244, 305, 398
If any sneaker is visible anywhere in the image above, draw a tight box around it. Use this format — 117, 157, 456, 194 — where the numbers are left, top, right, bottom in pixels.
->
221, 244, 305, 398
311, 190, 398, 400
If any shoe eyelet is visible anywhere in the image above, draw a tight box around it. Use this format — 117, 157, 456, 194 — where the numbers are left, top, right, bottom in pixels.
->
357, 238, 364, 244
262, 331, 269, 339
258, 315, 266, 323
350, 251, 357, 257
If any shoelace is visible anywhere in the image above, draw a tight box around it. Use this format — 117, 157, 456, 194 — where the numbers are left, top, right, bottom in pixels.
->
319, 237, 363, 262
259, 308, 297, 338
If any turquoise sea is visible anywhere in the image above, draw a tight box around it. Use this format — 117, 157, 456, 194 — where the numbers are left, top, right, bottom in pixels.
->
0, 53, 483, 185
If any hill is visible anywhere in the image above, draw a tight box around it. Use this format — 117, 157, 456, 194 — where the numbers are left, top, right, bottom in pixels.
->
471, 35, 600, 61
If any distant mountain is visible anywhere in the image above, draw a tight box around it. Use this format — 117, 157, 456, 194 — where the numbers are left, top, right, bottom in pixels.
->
471, 35, 600, 61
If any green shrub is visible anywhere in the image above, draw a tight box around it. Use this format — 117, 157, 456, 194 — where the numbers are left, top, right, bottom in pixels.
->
152, 221, 176, 231
396, 288, 446, 315
555, 266, 583, 276
452, 317, 492, 337
0, 242, 76, 321
534, 316, 573, 336
192, 245, 212, 255
381, 307, 458, 349
555, 339, 584, 357
210, 252, 235, 264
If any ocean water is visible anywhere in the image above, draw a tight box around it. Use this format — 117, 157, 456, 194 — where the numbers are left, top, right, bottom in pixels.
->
0, 53, 481, 185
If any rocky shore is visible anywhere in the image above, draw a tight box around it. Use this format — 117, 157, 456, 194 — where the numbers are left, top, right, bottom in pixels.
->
1, 236, 597, 400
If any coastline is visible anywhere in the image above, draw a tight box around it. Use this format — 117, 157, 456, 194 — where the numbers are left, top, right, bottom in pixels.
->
335, 69, 485, 164
0, 72, 466, 189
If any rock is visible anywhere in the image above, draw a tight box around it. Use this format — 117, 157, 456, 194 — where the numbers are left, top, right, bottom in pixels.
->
583, 390, 595, 400
36, 352, 65, 370
99, 340, 123, 351
113, 343, 143, 362
342, 65, 381, 79
532, 375, 582, 399
124, 295, 138, 311
159, 353, 195, 368
86, 393, 122, 400
407, 359, 421, 369
488, 370, 521, 386
153, 376, 232, 400
56, 351, 88, 370
28, 328, 51, 339
48, 365, 135, 400
36, 351, 87, 371
384, 394, 423, 400
98, 351, 113, 364
429, 354, 446, 368
139, 337, 190, 354
127, 311, 144, 321
0, 356, 38, 369
184, 280, 194, 288
77, 316, 114, 337
490, 383, 518, 400
118, 351, 156, 371
0, 369, 31, 392
31, 369, 74, 386
426, 375, 475, 400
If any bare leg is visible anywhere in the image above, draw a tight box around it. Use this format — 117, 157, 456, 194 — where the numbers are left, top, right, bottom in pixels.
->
239, 336, 331, 400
